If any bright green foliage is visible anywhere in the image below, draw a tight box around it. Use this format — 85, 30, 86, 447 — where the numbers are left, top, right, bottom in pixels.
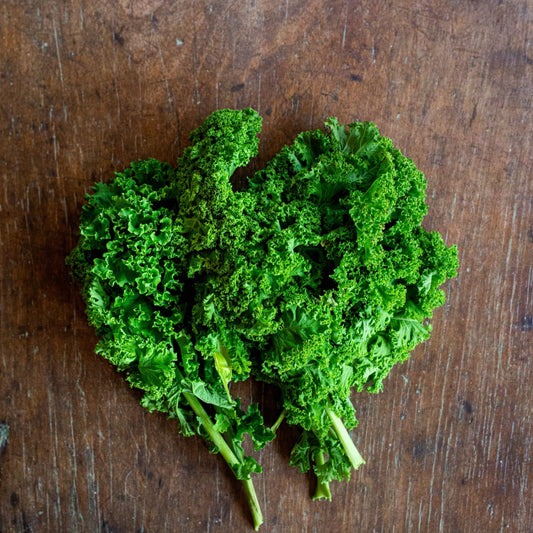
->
67, 109, 271, 530
206, 116, 458, 490
68, 108, 458, 521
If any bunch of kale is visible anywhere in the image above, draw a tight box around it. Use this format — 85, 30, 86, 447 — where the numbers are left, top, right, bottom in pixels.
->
68, 108, 458, 528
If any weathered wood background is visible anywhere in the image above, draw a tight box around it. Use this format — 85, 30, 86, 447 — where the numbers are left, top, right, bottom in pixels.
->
1, 1, 532, 531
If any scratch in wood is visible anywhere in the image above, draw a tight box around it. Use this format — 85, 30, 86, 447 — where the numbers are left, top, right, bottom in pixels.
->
191, 5, 201, 105
341, 2, 348, 49
52, 17, 64, 85
495, 429, 504, 483
440, 419, 455, 530
23, 186, 34, 269
527, 266, 533, 310
111, 18, 121, 121
404, 478, 413, 530
503, 197, 520, 353
47, 388, 63, 531
417, 499, 423, 532
49, 108, 61, 183
487, 342, 504, 460
157, 41, 175, 112
140, 416, 148, 531
290, 95, 299, 115
68, 400, 81, 523
257, 72, 262, 114
140, 500, 147, 533
107, 394, 114, 504
132, 471, 138, 527
45, 488, 55, 531
85, 446, 101, 528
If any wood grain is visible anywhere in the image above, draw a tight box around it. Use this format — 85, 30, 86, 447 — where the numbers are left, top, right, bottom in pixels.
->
1, 1, 531, 531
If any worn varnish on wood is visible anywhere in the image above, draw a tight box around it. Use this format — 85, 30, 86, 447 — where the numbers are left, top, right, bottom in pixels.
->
0, 1, 531, 531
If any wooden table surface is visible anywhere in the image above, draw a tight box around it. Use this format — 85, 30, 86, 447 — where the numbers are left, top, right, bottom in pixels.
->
1, 1, 532, 532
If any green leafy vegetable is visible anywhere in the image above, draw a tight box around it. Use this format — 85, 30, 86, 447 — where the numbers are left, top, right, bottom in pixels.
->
201, 113, 458, 498
68, 110, 272, 530
68, 108, 458, 526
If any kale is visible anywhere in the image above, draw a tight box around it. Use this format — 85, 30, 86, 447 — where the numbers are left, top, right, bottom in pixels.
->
68, 108, 458, 526
67, 110, 271, 530
206, 114, 458, 498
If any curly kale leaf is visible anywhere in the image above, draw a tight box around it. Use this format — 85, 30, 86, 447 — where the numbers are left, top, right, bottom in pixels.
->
233, 118, 458, 492
67, 110, 270, 530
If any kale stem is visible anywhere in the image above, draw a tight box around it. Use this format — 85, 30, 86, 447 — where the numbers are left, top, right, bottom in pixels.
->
270, 408, 286, 433
312, 451, 332, 501
326, 408, 365, 470
242, 477, 263, 531
182, 391, 264, 530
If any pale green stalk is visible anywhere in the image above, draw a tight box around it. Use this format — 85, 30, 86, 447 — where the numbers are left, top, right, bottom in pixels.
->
312, 451, 332, 501
326, 408, 365, 470
183, 391, 263, 530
